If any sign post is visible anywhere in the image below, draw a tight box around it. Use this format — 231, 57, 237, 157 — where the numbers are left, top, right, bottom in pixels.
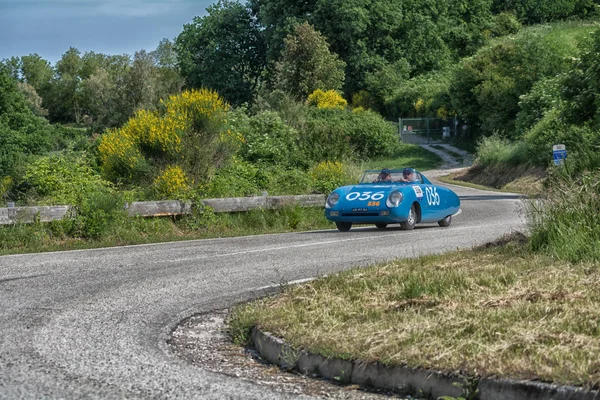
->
553, 144, 567, 166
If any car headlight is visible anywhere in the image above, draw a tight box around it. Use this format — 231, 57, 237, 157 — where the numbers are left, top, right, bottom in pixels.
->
386, 191, 403, 208
326, 192, 340, 209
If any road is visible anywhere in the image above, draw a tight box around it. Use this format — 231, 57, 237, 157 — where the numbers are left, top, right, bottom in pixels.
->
0, 180, 526, 399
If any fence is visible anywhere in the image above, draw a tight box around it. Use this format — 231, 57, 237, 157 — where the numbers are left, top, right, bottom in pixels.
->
399, 117, 458, 144
0, 195, 326, 225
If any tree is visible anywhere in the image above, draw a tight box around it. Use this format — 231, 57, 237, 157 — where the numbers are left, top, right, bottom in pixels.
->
275, 22, 346, 98
175, 0, 266, 106
20, 54, 53, 93
0, 66, 52, 177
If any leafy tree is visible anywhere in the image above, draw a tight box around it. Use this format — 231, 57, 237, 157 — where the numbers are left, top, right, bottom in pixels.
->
176, 0, 266, 106
450, 30, 573, 138
20, 54, 53, 93
275, 22, 346, 98
17, 82, 48, 117
0, 66, 53, 178
491, 0, 597, 24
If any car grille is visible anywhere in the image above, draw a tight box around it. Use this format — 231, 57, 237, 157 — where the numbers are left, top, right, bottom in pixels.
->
341, 212, 379, 217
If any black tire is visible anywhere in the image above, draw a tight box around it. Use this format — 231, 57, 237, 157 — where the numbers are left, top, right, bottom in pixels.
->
438, 214, 452, 227
400, 204, 417, 230
375, 223, 388, 230
335, 222, 352, 232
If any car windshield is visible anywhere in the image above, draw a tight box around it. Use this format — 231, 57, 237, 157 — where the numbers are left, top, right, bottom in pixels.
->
359, 169, 421, 184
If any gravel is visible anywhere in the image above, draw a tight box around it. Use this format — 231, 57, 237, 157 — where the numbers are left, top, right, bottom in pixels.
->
169, 310, 414, 399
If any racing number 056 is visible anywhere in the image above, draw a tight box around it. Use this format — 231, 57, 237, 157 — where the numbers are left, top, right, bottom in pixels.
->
346, 191, 385, 201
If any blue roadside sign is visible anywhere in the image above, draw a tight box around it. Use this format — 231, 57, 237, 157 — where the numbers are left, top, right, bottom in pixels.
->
553, 144, 567, 166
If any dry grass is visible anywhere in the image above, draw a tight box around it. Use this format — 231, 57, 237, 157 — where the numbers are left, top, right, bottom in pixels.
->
440, 164, 546, 196
231, 237, 600, 388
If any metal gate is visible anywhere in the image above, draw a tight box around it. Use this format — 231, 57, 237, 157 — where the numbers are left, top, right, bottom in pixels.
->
399, 117, 458, 144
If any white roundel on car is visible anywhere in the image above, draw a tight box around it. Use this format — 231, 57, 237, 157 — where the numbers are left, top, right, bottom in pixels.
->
412, 185, 423, 201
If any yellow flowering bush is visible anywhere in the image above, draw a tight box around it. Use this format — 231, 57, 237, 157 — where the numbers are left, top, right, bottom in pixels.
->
98, 89, 236, 191
310, 160, 347, 194
153, 165, 189, 199
306, 89, 347, 110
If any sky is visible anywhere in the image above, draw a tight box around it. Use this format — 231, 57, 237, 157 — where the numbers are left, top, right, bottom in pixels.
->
0, 0, 216, 65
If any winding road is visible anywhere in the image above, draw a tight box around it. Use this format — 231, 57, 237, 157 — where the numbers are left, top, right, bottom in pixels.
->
0, 177, 526, 399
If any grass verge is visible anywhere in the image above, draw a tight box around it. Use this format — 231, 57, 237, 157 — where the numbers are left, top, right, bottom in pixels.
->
230, 234, 600, 388
364, 144, 442, 171
439, 163, 546, 196
0, 206, 333, 256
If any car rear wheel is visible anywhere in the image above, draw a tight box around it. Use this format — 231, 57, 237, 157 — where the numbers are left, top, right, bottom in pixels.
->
375, 223, 388, 229
335, 222, 352, 232
438, 214, 452, 227
400, 204, 416, 230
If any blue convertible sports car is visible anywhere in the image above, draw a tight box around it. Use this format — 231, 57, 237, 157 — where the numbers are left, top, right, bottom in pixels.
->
325, 168, 460, 232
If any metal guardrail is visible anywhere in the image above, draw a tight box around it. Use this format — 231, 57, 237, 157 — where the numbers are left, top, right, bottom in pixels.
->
0, 195, 326, 225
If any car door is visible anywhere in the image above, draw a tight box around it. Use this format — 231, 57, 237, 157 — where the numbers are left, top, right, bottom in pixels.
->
416, 173, 443, 222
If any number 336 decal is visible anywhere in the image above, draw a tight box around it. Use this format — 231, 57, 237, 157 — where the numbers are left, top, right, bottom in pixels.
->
345, 191, 385, 201
425, 187, 440, 206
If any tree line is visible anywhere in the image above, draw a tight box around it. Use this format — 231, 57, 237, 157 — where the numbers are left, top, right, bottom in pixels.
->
2, 0, 596, 134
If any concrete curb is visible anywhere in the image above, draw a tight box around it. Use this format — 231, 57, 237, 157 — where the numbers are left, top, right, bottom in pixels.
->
251, 328, 600, 399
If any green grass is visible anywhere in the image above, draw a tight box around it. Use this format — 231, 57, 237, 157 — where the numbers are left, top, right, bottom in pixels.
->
363, 144, 443, 171
230, 235, 600, 388
0, 206, 333, 256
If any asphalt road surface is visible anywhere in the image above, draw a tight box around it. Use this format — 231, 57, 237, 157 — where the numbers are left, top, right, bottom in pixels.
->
0, 179, 527, 399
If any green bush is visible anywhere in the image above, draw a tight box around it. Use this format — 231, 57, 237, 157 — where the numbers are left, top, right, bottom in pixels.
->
206, 159, 263, 198
450, 28, 578, 139
490, 12, 522, 37
476, 134, 533, 166
240, 111, 301, 166
300, 108, 398, 163
522, 110, 600, 166
263, 167, 314, 196
515, 76, 563, 136
309, 161, 354, 194
23, 152, 112, 205
70, 187, 126, 239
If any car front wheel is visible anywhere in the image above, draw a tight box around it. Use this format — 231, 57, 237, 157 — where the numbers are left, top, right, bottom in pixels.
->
438, 215, 452, 227
335, 222, 352, 232
400, 204, 417, 230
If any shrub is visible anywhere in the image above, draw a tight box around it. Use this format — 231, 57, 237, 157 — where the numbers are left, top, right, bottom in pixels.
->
205, 159, 262, 198
515, 76, 563, 136
240, 111, 300, 166
153, 165, 190, 199
70, 187, 126, 239
300, 108, 398, 163
306, 89, 347, 110
24, 152, 112, 205
522, 110, 600, 165
265, 167, 314, 195
476, 134, 532, 166
310, 161, 351, 194
98, 89, 238, 191
490, 12, 522, 37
